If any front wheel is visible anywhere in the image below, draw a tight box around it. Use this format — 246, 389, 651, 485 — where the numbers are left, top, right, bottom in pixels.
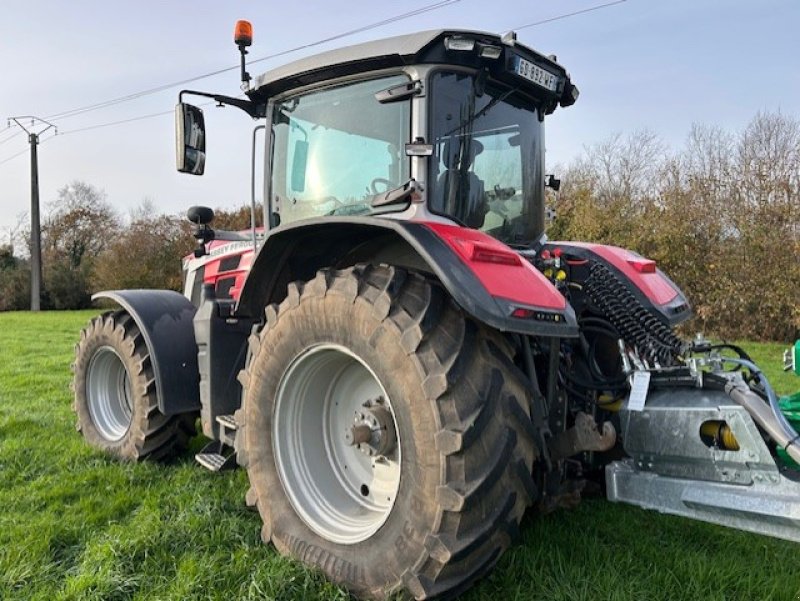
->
236, 265, 538, 599
72, 311, 195, 461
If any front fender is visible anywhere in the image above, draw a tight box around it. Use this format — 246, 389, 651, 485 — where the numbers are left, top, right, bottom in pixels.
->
92, 290, 201, 415
237, 217, 578, 337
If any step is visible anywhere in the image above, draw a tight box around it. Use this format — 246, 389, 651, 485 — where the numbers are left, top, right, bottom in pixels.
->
216, 414, 238, 431
195, 451, 236, 472
216, 414, 238, 447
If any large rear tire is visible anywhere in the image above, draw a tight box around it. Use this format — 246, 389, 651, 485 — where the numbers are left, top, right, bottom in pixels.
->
72, 310, 195, 461
236, 265, 538, 599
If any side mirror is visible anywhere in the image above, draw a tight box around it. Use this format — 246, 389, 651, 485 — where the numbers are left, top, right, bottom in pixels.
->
290, 140, 309, 192
176, 103, 206, 175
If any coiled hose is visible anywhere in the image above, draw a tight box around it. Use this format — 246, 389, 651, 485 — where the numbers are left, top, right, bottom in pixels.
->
584, 262, 683, 365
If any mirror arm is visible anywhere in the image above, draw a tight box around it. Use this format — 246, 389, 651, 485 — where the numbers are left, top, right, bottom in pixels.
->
179, 89, 265, 118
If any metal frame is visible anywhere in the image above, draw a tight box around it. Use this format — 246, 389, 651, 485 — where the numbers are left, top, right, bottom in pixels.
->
606, 387, 800, 542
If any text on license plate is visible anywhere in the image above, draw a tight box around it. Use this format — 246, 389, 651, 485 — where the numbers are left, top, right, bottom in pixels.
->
514, 57, 559, 92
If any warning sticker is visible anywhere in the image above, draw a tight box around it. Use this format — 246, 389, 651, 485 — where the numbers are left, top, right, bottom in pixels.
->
627, 371, 651, 412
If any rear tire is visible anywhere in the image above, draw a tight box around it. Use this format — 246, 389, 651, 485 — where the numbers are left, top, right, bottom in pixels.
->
72, 310, 195, 461
237, 265, 538, 599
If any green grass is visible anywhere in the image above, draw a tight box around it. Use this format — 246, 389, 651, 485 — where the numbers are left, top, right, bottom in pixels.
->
1, 310, 798, 601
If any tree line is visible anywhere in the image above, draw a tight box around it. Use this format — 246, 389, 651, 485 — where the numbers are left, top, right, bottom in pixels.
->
0, 183, 256, 312
549, 111, 798, 341
1, 111, 797, 341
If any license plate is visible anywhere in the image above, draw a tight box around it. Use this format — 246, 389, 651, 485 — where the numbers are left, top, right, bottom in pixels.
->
513, 57, 559, 92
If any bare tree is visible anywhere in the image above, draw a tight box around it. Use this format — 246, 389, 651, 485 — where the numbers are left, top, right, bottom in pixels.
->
1, 212, 28, 256
42, 181, 119, 269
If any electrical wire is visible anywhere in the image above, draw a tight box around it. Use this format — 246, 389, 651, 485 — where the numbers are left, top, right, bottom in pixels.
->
19, 0, 630, 142
44, 0, 463, 121
0, 147, 29, 166
0, 130, 22, 146
0, 133, 56, 167
43, 0, 626, 124
57, 109, 174, 136
513, 0, 627, 31
58, 100, 218, 137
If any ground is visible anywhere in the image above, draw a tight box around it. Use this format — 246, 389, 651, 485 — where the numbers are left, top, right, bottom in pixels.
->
0, 310, 798, 600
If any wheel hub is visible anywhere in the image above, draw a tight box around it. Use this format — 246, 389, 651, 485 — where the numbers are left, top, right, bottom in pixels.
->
345, 397, 397, 458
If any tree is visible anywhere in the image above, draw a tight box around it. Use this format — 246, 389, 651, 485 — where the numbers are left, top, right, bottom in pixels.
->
39, 181, 119, 309
92, 203, 193, 292
42, 181, 119, 268
0, 246, 30, 311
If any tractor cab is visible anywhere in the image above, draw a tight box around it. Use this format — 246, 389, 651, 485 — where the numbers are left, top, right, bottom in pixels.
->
177, 29, 578, 248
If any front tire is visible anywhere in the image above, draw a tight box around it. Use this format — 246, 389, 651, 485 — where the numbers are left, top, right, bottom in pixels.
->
237, 265, 538, 599
72, 310, 195, 461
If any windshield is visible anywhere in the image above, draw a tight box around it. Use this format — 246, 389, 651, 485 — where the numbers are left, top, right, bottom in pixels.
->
429, 71, 545, 245
270, 75, 411, 224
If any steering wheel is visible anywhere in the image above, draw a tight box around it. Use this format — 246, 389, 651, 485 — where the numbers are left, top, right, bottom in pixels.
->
369, 178, 394, 195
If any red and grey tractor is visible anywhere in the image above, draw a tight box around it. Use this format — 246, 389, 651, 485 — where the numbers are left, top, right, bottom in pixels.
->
72, 23, 800, 599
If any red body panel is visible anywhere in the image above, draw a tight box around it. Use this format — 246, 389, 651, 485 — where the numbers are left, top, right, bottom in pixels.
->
424, 222, 567, 311
184, 237, 258, 302
202, 250, 254, 301
555, 241, 679, 306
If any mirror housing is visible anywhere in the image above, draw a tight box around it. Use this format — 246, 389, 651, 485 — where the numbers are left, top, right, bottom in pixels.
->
545, 174, 561, 192
176, 103, 206, 175
187, 205, 215, 225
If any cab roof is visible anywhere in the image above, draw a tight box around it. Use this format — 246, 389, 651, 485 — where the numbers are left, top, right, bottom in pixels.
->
250, 29, 577, 112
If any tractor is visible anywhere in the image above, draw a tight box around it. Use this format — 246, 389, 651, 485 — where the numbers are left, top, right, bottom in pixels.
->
71, 22, 800, 599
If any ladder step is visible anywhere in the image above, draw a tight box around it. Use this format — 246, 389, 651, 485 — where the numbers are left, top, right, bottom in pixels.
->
216, 414, 238, 430
195, 451, 236, 472
216, 414, 238, 447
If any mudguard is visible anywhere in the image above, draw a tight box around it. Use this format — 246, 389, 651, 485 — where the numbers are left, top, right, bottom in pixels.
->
237, 217, 578, 337
92, 290, 201, 415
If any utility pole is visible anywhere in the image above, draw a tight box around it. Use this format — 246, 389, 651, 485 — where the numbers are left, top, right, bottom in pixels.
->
8, 116, 57, 311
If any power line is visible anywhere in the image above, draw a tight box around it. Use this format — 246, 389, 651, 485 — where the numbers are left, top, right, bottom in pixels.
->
44, 0, 462, 121
0, 129, 22, 146
247, 0, 462, 68
0, 132, 55, 166
513, 0, 627, 30
0, 147, 29, 166
32, 0, 628, 140
58, 100, 219, 137
58, 109, 174, 135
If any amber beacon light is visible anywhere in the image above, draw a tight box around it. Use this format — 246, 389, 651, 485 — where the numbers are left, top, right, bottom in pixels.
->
234, 20, 253, 47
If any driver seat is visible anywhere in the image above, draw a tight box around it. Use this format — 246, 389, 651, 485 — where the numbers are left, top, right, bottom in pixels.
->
437, 138, 487, 229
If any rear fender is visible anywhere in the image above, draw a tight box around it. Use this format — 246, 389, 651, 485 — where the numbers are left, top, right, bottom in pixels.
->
92, 290, 201, 415
237, 217, 578, 337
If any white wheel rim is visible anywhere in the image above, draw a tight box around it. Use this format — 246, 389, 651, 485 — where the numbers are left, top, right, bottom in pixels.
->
273, 344, 401, 545
86, 345, 133, 441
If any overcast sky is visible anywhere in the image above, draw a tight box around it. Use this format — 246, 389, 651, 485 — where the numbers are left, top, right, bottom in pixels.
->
1, 0, 798, 242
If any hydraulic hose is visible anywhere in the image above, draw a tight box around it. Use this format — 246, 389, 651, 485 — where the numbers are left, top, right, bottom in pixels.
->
727, 381, 800, 465
721, 357, 800, 464
721, 357, 794, 435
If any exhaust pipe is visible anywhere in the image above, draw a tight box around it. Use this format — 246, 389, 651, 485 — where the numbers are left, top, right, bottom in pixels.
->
726, 380, 800, 465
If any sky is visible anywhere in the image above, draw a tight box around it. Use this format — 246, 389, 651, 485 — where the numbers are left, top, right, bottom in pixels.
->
1, 0, 798, 245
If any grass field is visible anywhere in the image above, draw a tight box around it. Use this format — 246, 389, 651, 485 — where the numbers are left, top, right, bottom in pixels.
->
1, 310, 799, 600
